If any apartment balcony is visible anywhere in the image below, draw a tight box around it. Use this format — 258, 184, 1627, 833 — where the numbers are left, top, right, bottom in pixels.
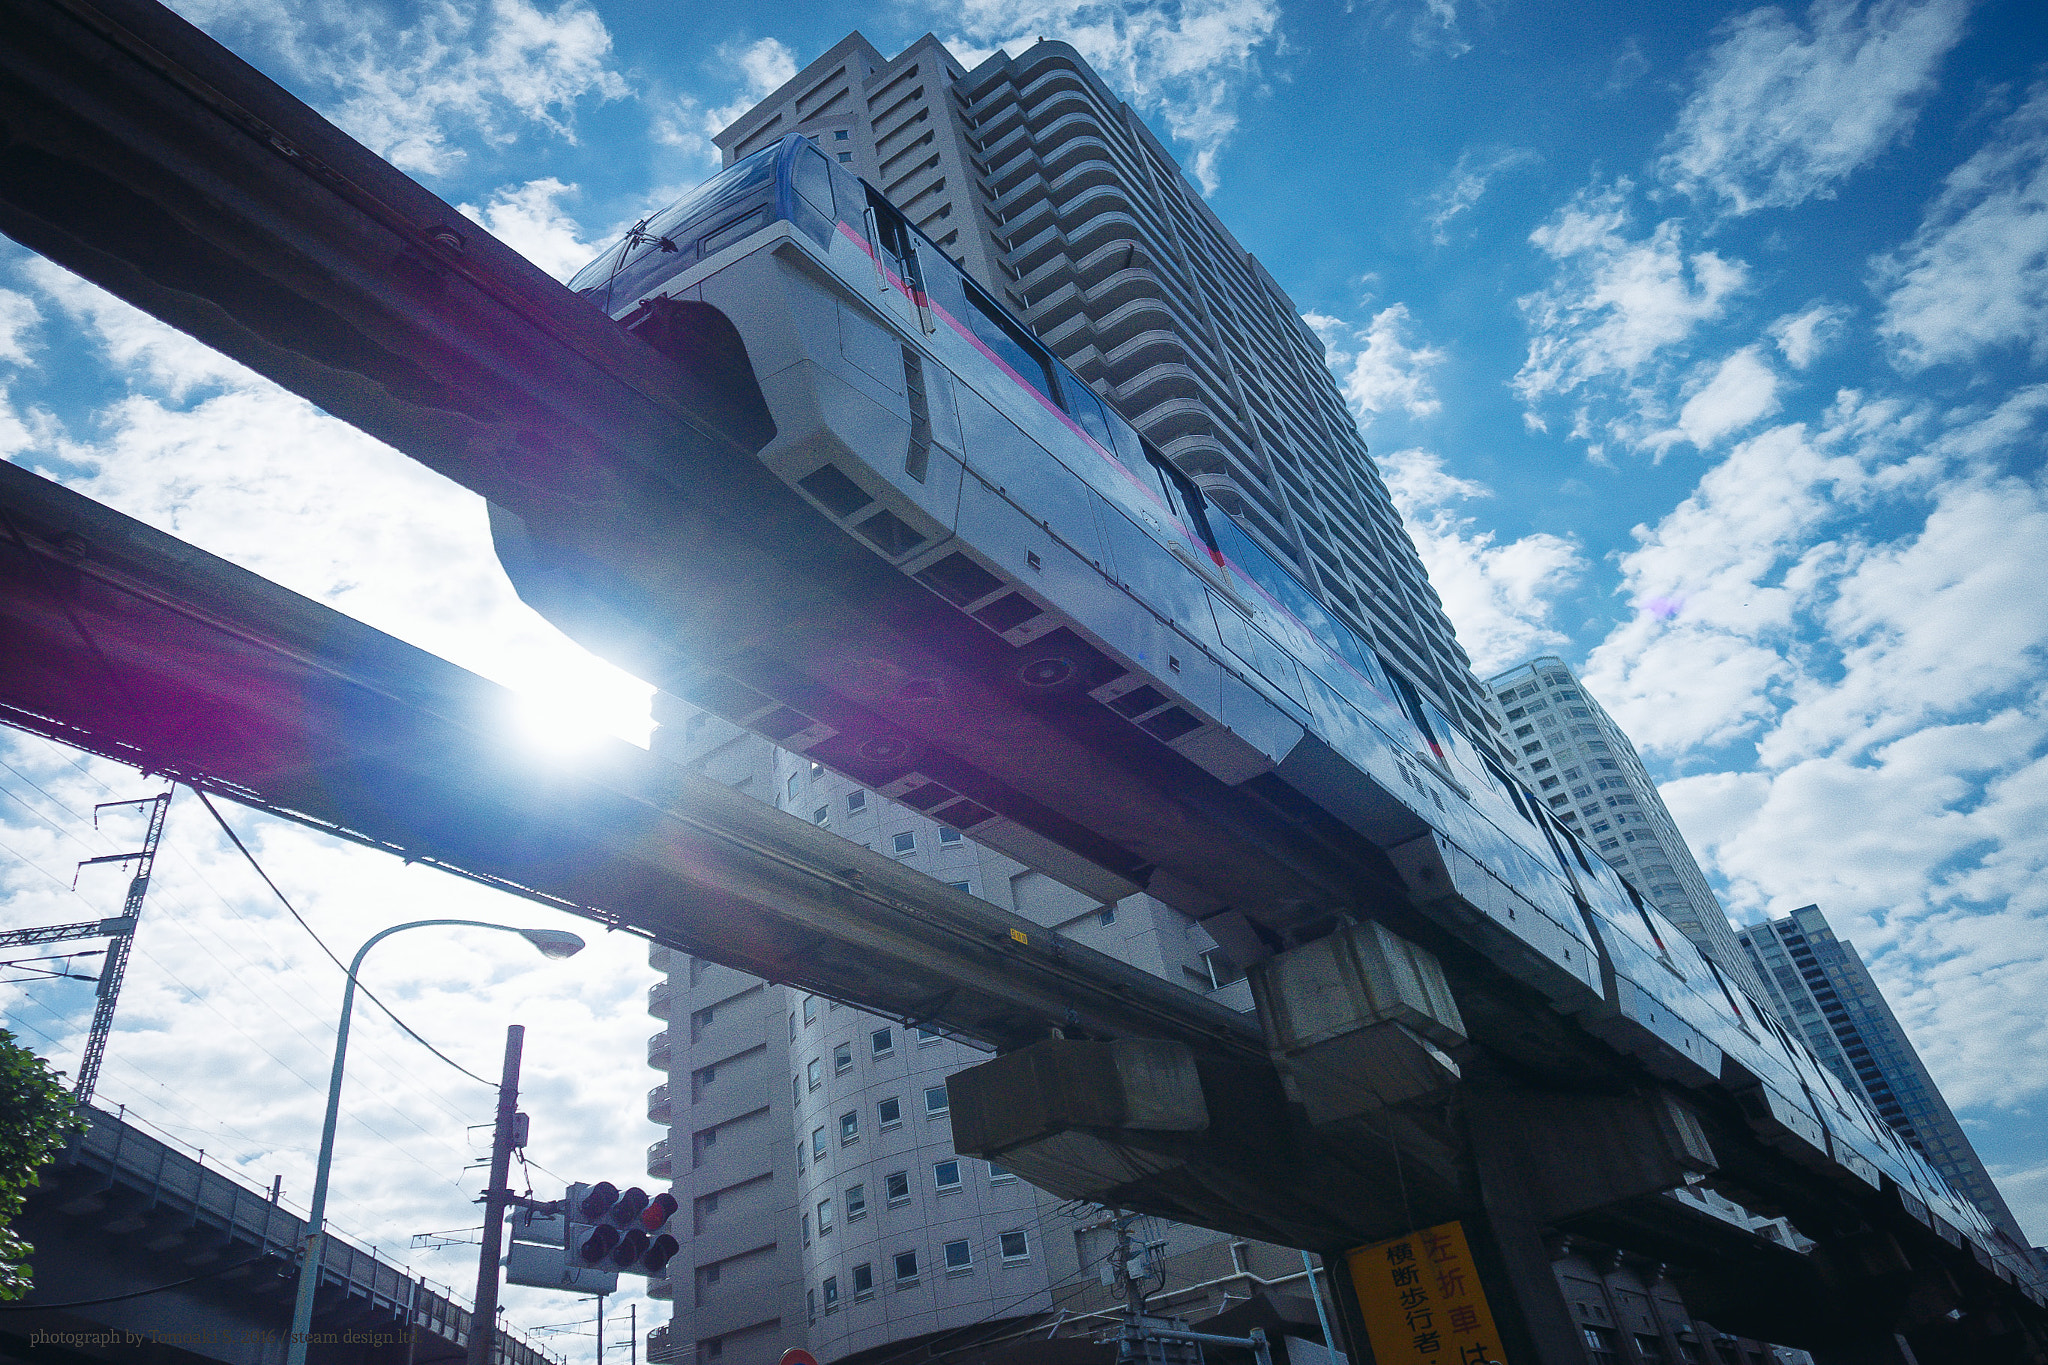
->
647, 942, 674, 974
646, 1274, 674, 1302
648, 1029, 672, 1071
647, 1083, 671, 1125
647, 977, 674, 1020
647, 1137, 673, 1179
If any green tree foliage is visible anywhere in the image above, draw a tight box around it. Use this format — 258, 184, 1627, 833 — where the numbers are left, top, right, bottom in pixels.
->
0, 1029, 83, 1300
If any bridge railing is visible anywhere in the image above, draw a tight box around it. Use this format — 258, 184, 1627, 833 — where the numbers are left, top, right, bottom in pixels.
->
58, 1106, 560, 1365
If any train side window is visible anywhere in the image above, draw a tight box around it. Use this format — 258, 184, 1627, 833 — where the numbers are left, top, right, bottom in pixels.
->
1103, 406, 1145, 470
963, 278, 1058, 407
1057, 371, 1116, 452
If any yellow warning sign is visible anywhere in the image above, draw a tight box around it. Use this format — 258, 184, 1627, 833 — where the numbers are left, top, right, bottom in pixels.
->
1346, 1220, 1509, 1365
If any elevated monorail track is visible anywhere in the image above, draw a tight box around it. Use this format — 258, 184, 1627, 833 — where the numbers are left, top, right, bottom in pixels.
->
0, 1, 2043, 1359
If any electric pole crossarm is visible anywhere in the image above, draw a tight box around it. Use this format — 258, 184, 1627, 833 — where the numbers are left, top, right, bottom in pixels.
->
0, 917, 133, 949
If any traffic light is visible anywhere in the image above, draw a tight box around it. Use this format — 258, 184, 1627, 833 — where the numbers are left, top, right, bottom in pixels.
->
503, 1201, 617, 1293
564, 1182, 681, 1278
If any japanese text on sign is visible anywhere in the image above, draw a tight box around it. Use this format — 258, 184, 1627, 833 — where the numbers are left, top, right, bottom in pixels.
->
1346, 1221, 1508, 1365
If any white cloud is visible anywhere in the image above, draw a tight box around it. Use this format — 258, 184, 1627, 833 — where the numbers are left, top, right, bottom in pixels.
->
653, 37, 799, 168
1582, 420, 1874, 753
1306, 303, 1445, 428
1515, 181, 1749, 410
1380, 448, 1585, 674
458, 177, 600, 282
1583, 388, 2048, 1196
1668, 345, 1783, 450
0, 288, 40, 366
1874, 83, 2048, 371
712, 36, 801, 135
923, 0, 1281, 194
1770, 302, 1851, 369
1403, 0, 1471, 58
172, 0, 631, 176
1427, 147, 1538, 245
1660, 0, 1970, 215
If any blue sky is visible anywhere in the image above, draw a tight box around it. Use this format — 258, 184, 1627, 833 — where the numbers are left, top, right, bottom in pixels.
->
1, 0, 2044, 1322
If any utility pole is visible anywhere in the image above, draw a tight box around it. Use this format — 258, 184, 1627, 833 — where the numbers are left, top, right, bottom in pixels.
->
468, 1025, 524, 1365
71, 790, 171, 1102
595, 1293, 605, 1365
629, 1304, 636, 1365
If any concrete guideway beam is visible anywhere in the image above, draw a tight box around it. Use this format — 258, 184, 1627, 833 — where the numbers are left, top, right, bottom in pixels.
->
0, 0, 759, 535
0, 457, 1262, 1063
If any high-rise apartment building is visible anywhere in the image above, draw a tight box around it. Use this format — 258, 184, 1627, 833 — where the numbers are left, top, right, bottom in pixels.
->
1484, 657, 1766, 999
715, 32, 1502, 754
1736, 906, 2032, 1258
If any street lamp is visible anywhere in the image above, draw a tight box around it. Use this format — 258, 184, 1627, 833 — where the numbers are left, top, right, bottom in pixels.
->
285, 918, 586, 1365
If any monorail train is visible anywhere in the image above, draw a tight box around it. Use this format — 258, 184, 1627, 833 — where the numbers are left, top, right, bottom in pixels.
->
491, 134, 2031, 1282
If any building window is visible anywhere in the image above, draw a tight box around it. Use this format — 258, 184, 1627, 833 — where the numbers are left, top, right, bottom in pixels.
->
871, 1027, 894, 1057
853, 1262, 874, 1298
813, 805, 830, 826
803, 1213, 811, 1245
848, 789, 867, 812
878, 1096, 902, 1128
924, 1084, 949, 1116
1539, 776, 1559, 789
918, 1026, 943, 1046
885, 1170, 910, 1204
807, 1058, 822, 1090
989, 1163, 1017, 1183
1099, 905, 1117, 926
834, 129, 849, 140
1523, 742, 1543, 754
893, 831, 917, 854
939, 825, 962, 845
834, 1042, 853, 1072
846, 1183, 866, 1219
803, 995, 817, 1024
1634, 1335, 1667, 1363
837, 151, 852, 162
1582, 1327, 1618, 1364
944, 1238, 973, 1272
1515, 725, 1535, 738
787, 772, 801, 801
934, 1159, 961, 1190
823, 1274, 839, 1309
948, 881, 973, 894
812, 1126, 826, 1160
841, 1109, 859, 1144
818, 1197, 833, 1233
1000, 1230, 1030, 1261
895, 1250, 920, 1284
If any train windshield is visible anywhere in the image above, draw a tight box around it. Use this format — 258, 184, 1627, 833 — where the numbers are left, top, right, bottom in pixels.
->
569, 145, 779, 308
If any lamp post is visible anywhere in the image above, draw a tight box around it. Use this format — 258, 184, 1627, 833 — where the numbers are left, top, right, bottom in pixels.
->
285, 918, 585, 1365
